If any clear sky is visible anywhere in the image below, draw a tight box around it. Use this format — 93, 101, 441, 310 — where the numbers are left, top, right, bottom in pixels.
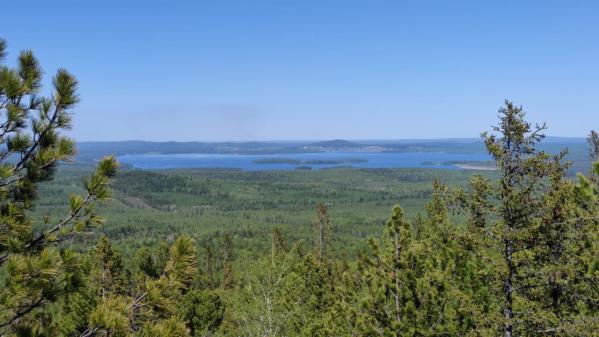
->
2, 1, 598, 141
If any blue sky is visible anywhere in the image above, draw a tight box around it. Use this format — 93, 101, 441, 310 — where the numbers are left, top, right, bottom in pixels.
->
2, 1, 598, 141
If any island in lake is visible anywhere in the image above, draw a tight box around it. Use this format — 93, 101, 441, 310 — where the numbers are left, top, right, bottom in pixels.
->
421, 160, 497, 171
252, 158, 368, 165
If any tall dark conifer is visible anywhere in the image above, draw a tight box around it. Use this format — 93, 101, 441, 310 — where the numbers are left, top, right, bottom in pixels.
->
483, 101, 595, 336
314, 203, 331, 262
222, 233, 234, 289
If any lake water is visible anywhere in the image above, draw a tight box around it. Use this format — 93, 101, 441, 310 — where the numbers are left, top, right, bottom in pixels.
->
118, 152, 491, 171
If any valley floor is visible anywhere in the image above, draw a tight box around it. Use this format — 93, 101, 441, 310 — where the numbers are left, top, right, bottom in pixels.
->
36, 166, 493, 258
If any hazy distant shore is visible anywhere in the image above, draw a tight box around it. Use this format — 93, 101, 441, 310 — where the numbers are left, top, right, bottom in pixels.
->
252, 158, 368, 165
455, 163, 497, 171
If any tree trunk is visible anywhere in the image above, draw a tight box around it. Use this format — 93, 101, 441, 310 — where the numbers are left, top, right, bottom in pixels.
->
504, 237, 514, 337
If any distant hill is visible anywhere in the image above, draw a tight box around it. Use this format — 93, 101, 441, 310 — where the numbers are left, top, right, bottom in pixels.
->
76, 139, 366, 160
74, 140, 341, 166
73, 137, 591, 176
309, 139, 361, 148
76, 140, 299, 157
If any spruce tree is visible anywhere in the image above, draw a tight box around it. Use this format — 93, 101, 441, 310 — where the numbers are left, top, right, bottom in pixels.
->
204, 244, 215, 288
588, 130, 599, 181
178, 290, 224, 337
222, 233, 234, 290
483, 100, 596, 336
135, 241, 170, 279
588, 130, 599, 162
314, 203, 331, 262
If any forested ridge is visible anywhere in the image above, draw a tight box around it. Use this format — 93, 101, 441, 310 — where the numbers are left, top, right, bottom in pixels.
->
0, 39, 597, 337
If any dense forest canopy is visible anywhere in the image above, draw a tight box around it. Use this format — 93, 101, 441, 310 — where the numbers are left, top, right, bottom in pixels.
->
0, 38, 597, 337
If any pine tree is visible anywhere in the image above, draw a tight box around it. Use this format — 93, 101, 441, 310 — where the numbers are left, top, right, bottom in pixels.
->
137, 316, 191, 337
359, 205, 410, 336
57, 237, 130, 336
77, 235, 206, 336
93, 236, 129, 296
0, 38, 118, 334
340, 178, 500, 336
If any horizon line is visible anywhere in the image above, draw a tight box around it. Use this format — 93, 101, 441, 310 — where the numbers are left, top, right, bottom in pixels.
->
75, 135, 588, 144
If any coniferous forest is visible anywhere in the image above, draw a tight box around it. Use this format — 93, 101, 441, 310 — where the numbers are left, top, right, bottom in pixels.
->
0, 37, 597, 337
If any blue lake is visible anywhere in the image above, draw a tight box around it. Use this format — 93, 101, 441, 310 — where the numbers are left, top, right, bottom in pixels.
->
118, 152, 491, 171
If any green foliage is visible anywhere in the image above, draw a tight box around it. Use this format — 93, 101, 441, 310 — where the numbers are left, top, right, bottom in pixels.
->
137, 317, 190, 337
481, 101, 597, 336
135, 242, 169, 279
341, 197, 497, 336
314, 203, 332, 262
87, 296, 130, 337
0, 38, 118, 335
53, 235, 225, 337
164, 235, 198, 290
216, 103, 596, 337
98, 167, 477, 254
1, 39, 595, 336
178, 290, 224, 337
221, 233, 235, 290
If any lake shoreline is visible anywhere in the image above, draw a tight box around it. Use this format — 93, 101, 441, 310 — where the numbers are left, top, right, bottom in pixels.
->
455, 163, 497, 171
118, 151, 492, 171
